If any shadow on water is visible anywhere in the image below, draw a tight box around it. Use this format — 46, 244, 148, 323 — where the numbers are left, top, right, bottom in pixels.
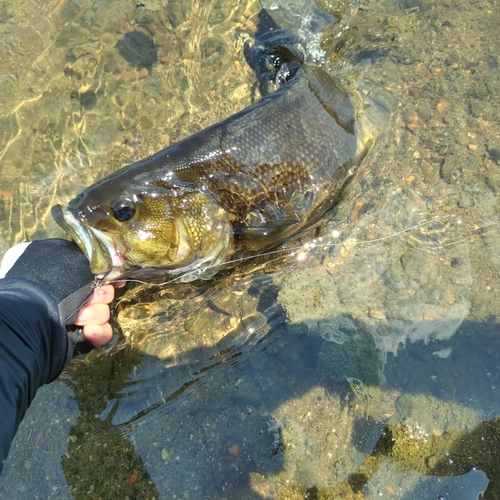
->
27, 310, 497, 499
0, 0, 499, 498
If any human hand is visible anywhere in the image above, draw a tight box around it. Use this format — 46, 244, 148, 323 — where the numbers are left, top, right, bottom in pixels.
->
0, 239, 118, 357
74, 284, 115, 346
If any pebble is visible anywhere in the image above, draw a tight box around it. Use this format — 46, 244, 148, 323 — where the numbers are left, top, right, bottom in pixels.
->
138, 67, 149, 79
228, 443, 240, 456
341, 238, 357, 257
369, 308, 387, 320
440, 155, 463, 183
407, 115, 421, 131
307, 266, 327, 278
120, 72, 137, 82
116, 30, 158, 69
436, 100, 449, 114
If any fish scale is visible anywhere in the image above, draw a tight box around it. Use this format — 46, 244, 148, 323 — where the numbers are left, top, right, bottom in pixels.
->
52, 45, 371, 283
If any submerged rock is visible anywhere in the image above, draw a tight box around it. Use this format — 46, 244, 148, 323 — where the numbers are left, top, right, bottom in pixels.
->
116, 30, 158, 70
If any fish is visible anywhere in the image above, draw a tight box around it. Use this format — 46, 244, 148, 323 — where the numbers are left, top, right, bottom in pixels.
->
52, 17, 372, 284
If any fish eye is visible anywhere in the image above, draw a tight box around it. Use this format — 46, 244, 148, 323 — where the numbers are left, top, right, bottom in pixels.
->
111, 198, 136, 222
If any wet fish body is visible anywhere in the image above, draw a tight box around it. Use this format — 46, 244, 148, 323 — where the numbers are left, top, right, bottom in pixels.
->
52, 52, 369, 282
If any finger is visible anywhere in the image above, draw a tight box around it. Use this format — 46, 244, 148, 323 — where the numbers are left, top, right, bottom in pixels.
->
74, 303, 110, 326
84, 284, 115, 306
83, 323, 113, 346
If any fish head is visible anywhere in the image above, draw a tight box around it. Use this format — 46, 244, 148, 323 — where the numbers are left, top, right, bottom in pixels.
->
52, 179, 231, 283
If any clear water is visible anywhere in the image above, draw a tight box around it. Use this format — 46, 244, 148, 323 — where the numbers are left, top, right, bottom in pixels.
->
1, 0, 500, 499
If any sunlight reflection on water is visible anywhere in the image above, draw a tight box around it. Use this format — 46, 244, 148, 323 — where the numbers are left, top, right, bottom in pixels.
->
1, 0, 500, 499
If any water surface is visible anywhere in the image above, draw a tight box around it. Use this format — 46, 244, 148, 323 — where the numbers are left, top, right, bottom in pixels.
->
1, 0, 500, 499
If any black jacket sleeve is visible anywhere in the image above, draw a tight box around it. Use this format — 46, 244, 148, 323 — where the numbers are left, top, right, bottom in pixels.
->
0, 278, 68, 471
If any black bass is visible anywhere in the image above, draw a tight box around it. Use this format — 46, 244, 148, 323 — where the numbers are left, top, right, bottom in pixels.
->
52, 35, 372, 283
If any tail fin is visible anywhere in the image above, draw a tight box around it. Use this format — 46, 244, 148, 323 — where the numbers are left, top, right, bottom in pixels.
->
244, 9, 304, 100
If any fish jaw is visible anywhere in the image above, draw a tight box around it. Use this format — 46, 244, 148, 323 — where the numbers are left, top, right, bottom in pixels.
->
51, 204, 125, 281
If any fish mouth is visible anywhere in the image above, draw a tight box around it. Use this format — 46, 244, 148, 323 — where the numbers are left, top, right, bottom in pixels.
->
51, 204, 126, 282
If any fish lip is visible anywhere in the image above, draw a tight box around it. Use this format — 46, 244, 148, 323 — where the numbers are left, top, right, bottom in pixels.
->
52, 204, 97, 263
51, 204, 119, 279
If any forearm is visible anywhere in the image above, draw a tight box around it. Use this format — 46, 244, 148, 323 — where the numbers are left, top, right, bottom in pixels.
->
0, 278, 67, 471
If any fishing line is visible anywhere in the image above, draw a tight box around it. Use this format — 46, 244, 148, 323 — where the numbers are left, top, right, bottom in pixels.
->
107, 214, 466, 288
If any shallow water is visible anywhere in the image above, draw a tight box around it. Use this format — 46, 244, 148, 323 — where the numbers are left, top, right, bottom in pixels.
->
1, 0, 500, 499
